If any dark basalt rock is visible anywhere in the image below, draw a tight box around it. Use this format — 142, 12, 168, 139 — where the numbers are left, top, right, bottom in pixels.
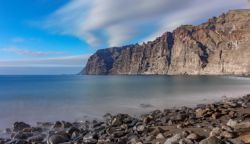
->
47, 134, 69, 144
13, 122, 31, 132
27, 134, 46, 143
2, 94, 250, 144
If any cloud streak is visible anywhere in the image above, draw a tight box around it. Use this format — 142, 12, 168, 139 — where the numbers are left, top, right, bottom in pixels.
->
1, 47, 66, 57
44, 0, 249, 48
0, 55, 90, 67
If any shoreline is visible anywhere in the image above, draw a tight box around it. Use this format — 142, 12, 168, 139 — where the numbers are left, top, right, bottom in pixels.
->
1, 95, 250, 143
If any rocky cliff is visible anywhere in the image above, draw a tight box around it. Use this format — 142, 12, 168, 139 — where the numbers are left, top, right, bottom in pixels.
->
82, 9, 250, 75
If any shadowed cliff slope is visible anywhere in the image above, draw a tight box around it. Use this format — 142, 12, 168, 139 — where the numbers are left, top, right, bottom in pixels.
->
82, 9, 250, 75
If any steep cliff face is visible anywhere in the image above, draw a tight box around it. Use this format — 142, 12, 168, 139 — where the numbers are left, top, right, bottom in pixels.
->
82, 9, 250, 75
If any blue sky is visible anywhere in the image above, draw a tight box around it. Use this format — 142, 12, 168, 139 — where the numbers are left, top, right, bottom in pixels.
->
0, 0, 249, 74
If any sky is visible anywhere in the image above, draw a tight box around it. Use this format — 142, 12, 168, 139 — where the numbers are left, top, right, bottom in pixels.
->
0, 0, 249, 75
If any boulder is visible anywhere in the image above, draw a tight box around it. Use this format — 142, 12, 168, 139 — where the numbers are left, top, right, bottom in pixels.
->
164, 133, 182, 144
195, 108, 208, 118
156, 133, 165, 139
186, 133, 201, 140
27, 134, 46, 143
226, 119, 238, 128
13, 122, 31, 132
47, 134, 69, 144
209, 127, 221, 137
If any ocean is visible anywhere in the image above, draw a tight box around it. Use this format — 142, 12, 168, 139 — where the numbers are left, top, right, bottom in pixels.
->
0, 75, 250, 129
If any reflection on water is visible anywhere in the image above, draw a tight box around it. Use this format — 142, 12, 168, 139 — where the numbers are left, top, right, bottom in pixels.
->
0, 75, 250, 128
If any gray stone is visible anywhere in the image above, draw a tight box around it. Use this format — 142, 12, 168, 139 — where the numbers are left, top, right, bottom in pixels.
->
27, 134, 46, 143
164, 133, 182, 144
83, 133, 98, 144
156, 133, 165, 139
13, 132, 33, 140
136, 125, 145, 133
209, 127, 221, 137
47, 134, 69, 144
186, 133, 200, 140
227, 119, 238, 128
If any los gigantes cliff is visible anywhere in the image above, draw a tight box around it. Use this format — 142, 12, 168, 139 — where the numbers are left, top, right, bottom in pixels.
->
82, 9, 250, 75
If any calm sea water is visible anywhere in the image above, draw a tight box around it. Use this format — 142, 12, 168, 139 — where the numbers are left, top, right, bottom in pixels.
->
0, 75, 250, 129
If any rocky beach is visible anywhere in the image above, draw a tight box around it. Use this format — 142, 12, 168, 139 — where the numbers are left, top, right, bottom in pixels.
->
1, 94, 250, 144
1, 1, 250, 144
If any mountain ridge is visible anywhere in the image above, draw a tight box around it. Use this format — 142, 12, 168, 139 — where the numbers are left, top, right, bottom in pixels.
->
81, 9, 250, 75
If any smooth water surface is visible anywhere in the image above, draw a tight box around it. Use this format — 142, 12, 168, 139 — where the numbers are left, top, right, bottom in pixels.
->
0, 75, 250, 129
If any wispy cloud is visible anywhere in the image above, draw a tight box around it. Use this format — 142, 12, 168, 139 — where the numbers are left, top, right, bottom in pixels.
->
44, 0, 249, 48
11, 37, 26, 43
1, 47, 66, 57
0, 55, 90, 67
11, 37, 39, 43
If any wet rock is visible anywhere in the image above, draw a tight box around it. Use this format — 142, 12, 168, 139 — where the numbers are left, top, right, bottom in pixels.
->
53, 121, 64, 129
13, 132, 33, 140
111, 117, 122, 127
27, 134, 46, 143
4, 128, 12, 134
103, 113, 112, 120
47, 134, 69, 144
199, 136, 223, 144
83, 133, 98, 144
37, 122, 54, 128
66, 127, 80, 136
6, 139, 28, 144
13, 122, 31, 132
242, 102, 250, 108
71, 131, 80, 140
93, 121, 104, 128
